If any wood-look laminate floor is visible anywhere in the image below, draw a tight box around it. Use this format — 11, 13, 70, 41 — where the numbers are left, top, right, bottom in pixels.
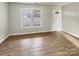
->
0, 32, 79, 56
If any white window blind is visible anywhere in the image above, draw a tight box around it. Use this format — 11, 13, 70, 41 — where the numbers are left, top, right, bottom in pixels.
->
21, 8, 42, 28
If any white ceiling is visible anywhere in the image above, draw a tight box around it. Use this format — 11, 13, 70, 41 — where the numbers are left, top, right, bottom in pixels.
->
17, 2, 72, 6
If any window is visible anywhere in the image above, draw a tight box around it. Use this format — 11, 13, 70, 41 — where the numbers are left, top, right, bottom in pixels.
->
21, 8, 42, 28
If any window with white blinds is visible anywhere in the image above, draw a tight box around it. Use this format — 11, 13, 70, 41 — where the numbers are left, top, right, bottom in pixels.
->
21, 8, 42, 28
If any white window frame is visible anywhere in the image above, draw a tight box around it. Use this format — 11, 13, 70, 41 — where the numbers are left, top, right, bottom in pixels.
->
20, 8, 42, 28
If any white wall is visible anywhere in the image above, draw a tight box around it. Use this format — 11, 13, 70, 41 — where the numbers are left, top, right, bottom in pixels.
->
52, 6, 62, 31
0, 2, 62, 42
9, 3, 62, 35
63, 3, 79, 37
0, 2, 9, 43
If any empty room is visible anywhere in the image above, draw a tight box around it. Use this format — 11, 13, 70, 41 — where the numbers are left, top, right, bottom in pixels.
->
0, 2, 79, 56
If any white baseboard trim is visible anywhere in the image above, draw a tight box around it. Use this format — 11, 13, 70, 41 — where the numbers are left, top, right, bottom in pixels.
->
10, 30, 56, 36
63, 31, 79, 38
63, 31, 79, 48
0, 34, 9, 44
0, 30, 57, 43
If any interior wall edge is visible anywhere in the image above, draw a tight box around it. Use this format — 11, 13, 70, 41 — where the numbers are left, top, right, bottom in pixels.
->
0, 34, 9, 44
9, 30, 56, 36
0, 30, 57, 43
63, 30, 79, 48
63, 30, 79, 38
0, 2, 9, 44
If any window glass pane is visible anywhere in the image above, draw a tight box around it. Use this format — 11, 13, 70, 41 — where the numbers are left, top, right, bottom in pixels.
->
32, 10, 42, 26
21, 9, 32, 28
21, 8, 42, 28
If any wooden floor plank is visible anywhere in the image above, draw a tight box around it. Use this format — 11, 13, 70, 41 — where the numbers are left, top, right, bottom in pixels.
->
0, 32, 79, 56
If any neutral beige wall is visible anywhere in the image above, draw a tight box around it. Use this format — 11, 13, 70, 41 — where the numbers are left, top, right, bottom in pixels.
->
63, 3, 79, 37
0, 2, 8, 41
8, 3, 54, 35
